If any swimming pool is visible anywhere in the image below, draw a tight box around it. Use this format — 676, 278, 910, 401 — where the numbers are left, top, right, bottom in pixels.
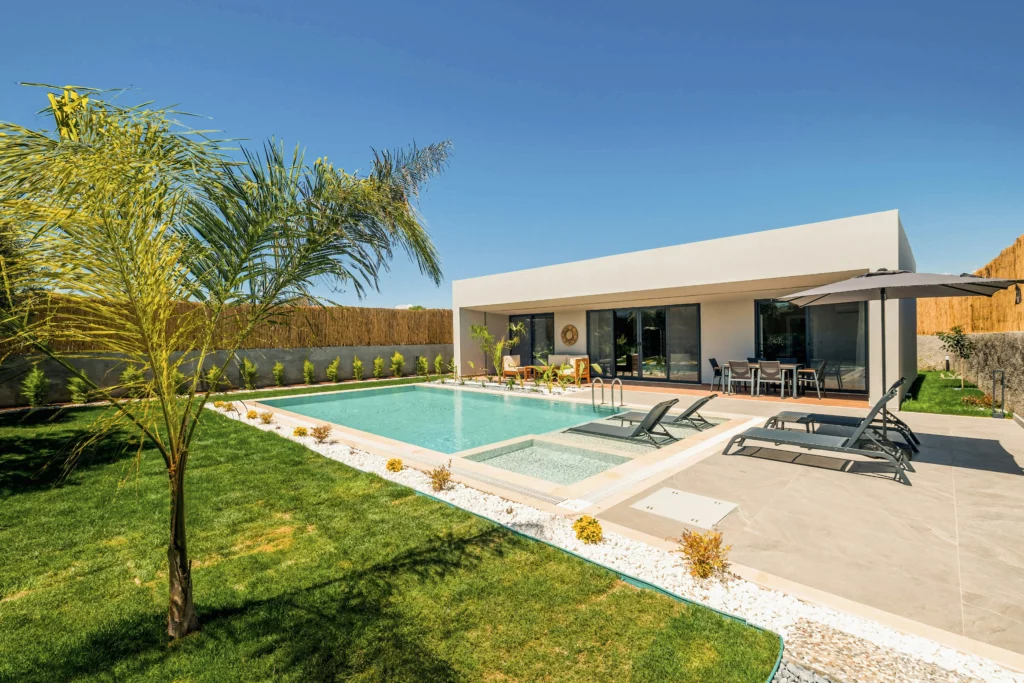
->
260, 385, 620, 454
466, 439, 629, 485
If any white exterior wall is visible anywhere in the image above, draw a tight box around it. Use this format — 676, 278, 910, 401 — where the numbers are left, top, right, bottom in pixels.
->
452, 210, 915, 406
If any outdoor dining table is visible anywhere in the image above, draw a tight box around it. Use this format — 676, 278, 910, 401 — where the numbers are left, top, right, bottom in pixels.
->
727, 361, 804, 399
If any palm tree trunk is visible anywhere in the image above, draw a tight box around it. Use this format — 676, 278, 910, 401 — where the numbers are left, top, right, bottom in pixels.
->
167, 462, 199, 639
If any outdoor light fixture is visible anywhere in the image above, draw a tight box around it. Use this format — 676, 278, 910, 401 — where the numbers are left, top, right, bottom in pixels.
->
993, 369, 1006, 419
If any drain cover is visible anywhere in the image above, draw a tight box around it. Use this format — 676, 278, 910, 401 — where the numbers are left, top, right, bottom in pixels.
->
629, 488, 736, 529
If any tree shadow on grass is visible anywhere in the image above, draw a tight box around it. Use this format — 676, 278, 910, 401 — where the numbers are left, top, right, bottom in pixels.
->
0, 411, 143, 497
17, 526, 512, 682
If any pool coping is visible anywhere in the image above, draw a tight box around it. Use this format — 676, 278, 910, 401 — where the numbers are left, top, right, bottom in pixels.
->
241, 382, 748, 512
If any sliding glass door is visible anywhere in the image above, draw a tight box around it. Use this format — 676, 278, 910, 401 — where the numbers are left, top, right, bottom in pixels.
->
588, 304, 700, 383
755, 299, 868, 392
509, 313, 554, 366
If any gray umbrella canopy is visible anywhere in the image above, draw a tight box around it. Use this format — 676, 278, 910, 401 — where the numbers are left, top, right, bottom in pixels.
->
780, 268, 1022, 433
781, 269, 1023, 307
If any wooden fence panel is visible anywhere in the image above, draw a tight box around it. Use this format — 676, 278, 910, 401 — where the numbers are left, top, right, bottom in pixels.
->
917, 235, 1024, 334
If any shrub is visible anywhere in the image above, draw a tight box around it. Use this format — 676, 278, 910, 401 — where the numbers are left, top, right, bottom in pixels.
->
213, 400, 227, 409
373, 355, 385, 379
120, 364, 146, 398
676, 529, 731, 580
352, 355, 364, 381
272, 361, 285, 386
171, 369, 188, 395
293, 426, 309, 437
303, 359, 315, 385
434, 353, 444, 375
67, 373, 91, 404
326, 356, 341, 383
206, 366, 229, 391
390, 351, 405, 377
21, 365, 49, 407
240, 358, 259, 390
573, 516, 603, 544
429, 459, 452, 492
311, 424, 332, 443
415, 355, 428, 376
246, 409, 258, 420
961, 394, 993, 408
258, 411, 275, 425
386, 458, 403, 472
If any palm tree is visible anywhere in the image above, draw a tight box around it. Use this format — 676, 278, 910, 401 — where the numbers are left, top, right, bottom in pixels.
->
0, 85, 450, 638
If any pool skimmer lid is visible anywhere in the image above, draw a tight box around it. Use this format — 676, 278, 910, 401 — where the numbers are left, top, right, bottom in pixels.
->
630, 488, 737, 529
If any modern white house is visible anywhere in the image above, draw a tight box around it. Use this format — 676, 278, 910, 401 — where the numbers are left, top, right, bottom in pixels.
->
452, 210, 917, 406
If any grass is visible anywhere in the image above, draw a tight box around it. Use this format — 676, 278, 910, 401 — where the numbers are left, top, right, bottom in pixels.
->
0, 408, 780, 682
901, 371, 1009, 418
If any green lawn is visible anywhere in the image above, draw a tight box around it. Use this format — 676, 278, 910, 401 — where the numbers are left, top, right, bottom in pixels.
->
901, 371, 1008, 417
0, 408, 780, 682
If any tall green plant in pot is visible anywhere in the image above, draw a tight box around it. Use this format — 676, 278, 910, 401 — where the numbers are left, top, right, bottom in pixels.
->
469, 321, 526, 381
0, 85, 451, 640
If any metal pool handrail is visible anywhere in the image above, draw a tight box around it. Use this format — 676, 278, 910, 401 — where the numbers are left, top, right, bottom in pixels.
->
610, 378, 623, 409
591, 377, 605, 408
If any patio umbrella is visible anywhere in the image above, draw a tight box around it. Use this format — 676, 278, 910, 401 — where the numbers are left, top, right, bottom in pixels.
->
780, 269, 1023, 434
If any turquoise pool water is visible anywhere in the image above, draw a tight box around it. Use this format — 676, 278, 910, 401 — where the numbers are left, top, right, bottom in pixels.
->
260, 385, 619, 454
466, 440, 628, 485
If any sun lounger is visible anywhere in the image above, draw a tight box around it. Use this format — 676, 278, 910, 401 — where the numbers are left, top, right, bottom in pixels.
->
724, 385, 914, 485
762, 379, 919, 452
568, 399, 679, 447
611, 394, 718, 431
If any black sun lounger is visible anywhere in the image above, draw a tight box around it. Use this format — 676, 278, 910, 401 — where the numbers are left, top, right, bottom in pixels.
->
612, 394, 718, 431
568, 399, 679, 447
724, 385, 915, 485
763, 380, 918, 454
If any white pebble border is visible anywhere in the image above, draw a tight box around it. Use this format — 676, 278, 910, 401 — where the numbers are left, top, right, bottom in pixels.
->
221, 405, 1023, 683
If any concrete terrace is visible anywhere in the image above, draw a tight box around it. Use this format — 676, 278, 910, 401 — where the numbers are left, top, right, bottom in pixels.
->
577, 387, 1024, 657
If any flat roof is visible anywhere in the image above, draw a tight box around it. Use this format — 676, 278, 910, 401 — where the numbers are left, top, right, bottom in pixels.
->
453, 210, 912, 311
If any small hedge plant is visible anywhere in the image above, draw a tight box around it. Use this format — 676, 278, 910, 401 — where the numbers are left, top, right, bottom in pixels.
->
573, 516, 603, 545
386, 458, 403, 472
206, 366, 229, 392
311, 424, 332, 443
303, 359, 315, 385
293, 426, 309, 437
434, 353, 444, 375
67, 373, 91, 404
120, 364, 146, 398
21, 365, 49, 407
390, 351, 405, 377
246, 409, 258, 420
240, 358, 259, 390
258, 411, 275, 424
326, 356, 341, 383
429, 459, 452, 492
415, 355, 428, 376
272, 361, 285, 386
677, 529, 731, 580
372, 355, 385, 379
352, 355, 364, 381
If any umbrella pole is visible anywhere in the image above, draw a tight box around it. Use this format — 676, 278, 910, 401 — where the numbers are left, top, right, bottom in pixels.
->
880, 288, 888, 438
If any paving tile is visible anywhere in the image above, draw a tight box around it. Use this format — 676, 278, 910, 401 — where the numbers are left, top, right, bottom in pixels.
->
962, 603, 1024, 655
730, 529, 965, 634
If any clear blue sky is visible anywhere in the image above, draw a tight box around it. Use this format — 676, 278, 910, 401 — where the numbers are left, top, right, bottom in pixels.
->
3, 0, 1022, 308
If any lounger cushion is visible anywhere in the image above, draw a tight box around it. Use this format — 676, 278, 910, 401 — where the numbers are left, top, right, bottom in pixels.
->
570, 422, 637, 439
736, 427, 849, 451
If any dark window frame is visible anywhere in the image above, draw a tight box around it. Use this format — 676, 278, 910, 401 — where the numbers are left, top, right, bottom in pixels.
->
585, 304, 701, 385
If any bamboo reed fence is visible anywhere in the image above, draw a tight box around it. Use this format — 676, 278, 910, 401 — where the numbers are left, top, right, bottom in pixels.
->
917, 234, 1024, 334
9, 303, 453, 354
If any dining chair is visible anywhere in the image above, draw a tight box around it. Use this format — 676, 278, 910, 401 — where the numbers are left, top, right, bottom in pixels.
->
757, 360, 786, 396
727, 360, 755, 396
708, 358, 724, 391
798, 360, 828, 399
778, 357, 798, 364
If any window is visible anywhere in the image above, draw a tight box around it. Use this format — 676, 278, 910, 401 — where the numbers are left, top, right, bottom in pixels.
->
509, 313, 554, 366
587, 304, 700, 383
